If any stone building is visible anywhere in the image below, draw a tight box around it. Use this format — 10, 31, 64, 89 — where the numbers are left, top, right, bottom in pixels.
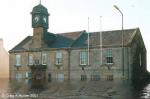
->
0, 39, 9, 78
9, 4, 147, 82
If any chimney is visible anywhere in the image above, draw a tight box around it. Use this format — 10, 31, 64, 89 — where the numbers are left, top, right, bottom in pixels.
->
0, 38, 3, 47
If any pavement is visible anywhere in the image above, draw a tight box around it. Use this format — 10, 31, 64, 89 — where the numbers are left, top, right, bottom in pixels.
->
0, 79, 144, 99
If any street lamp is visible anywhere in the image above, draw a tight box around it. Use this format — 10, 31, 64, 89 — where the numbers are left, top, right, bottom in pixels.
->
114, 5, 124, 77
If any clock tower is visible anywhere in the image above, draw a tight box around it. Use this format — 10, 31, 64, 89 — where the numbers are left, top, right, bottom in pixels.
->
31, 4, 49, 29
31, 4, 49, 48
30, 3, 50, 88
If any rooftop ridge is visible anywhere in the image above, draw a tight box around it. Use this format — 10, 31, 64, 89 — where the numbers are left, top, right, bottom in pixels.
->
57, 30, 86, 34
89, 27, 138, 33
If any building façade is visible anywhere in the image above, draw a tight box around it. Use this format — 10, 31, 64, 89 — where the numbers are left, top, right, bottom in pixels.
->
9, 4, 147, 82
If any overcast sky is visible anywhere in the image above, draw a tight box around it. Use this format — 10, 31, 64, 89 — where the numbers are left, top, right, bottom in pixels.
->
0, 0, 149, 70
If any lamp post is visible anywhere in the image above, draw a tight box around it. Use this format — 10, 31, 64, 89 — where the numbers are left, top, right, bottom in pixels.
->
114, 5, 124, 77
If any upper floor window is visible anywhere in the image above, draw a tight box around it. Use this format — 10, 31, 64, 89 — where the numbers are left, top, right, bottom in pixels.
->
28, 54, 33, 65
42, 53, 47, 65
56, 51, 62, 65
106, 49, 113, 64
80, 51, 88, 65
15, 54, 21, 66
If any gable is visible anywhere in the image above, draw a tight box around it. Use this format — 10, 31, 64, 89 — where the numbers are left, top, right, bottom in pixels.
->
11, 36, 32, 51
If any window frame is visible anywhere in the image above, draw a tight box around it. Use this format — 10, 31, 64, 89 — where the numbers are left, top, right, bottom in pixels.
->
57, 73, 64, 82
55, 51, 63, 65
15, 54, 21, 66
28, 54, 33, 65
80, 51, 88, 65
81, 75, 87, 81
42, 53, 47, 65
106, 49, 113, 64
25, 72, 32, 78
15, 73, 22, 81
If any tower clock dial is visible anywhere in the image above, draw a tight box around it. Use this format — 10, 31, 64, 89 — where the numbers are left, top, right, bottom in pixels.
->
34, 15, 39, 23
43, 16, 47, 23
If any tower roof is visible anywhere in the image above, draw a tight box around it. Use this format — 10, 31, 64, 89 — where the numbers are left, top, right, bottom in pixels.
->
31, 4, 49, 15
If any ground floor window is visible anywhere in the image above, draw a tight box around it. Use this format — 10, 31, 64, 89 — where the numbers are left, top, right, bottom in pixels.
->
81, 75, 87, 81
15, 73, 22, 81
80, 51, 88, 65
25, 72, 32, 78
106, 57, 113, 64
91, 75, 100, 81
106, 49, 113, 64
57, 74, 64, 82
106, 75, 113, 81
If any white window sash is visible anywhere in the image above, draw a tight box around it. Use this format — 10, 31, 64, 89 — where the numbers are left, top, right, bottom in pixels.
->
16, 55, 21, 66
80, 51, 88, 65
16, 73, 22, 80
42, 53, 47, 65
56, 52, 62, 65
57, 74, 64, 81
25, 72, 28, 78
28, 54, 33, 65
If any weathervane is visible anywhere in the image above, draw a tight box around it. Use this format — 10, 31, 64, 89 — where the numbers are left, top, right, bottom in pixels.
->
39, 0, 41, 4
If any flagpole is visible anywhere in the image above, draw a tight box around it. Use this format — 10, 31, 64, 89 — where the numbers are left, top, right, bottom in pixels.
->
88, 17, 90, 65
100, 16, 102, 65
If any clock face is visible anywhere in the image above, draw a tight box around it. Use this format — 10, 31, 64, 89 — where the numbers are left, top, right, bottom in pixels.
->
33, 15, 39, 23
43, 16, 47, 23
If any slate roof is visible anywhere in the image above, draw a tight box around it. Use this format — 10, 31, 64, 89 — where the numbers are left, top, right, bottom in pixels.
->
45, 31, 84, 48
88, 28, 137, 47
31, 4, 49, 15
10, 28, 139, 51
11, 36, 32, 50
58, 31, 84, 40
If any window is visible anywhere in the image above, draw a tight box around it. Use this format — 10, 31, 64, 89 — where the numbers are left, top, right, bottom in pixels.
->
56, 51, 62, 65
25, 72, 32, 78
57, 74, 64, 82
25, 72, 28, 78
15, 54, 21, 66
15, 73, 22, 81
91, 75, 100, 81
81, 75, 87, 81
80, 51, 88, 65
28, 54, 33, 65
42, 53, 47, 65
106, 75, 113, 81
106, 49, 113, 64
